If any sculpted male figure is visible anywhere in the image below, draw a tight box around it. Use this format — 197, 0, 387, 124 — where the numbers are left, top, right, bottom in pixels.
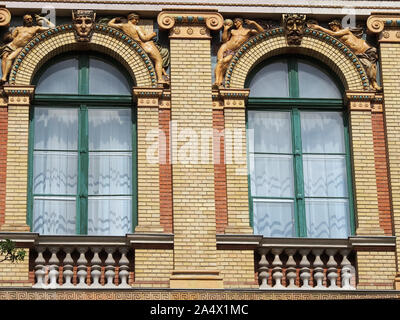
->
214, 18, 264, 87
309, 20, 381, 91
1, 14, 55, 84
108, 13, 167, 84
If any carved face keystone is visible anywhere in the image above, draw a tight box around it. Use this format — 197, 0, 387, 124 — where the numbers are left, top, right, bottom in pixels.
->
283, 14, 306, 45
72, 10, 96, 42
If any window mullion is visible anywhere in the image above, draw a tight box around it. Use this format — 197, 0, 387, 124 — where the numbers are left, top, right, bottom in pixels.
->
288, 57, 299, 98
292, 108, 307, 237
77, 104, 89, 235
78, 55, 89, 95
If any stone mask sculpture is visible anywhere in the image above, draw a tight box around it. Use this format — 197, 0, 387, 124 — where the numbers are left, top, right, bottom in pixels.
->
72, 9, 96, 42
282, 14, 307, 45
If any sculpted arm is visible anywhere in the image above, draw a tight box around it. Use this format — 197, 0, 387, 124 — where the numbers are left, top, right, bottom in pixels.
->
136, 27, 156, 42
35, 16, 55, 30
108, 18, 123, 30
310, 24, 348, 37
221, 25, 231, 43
245, 19, 264, 34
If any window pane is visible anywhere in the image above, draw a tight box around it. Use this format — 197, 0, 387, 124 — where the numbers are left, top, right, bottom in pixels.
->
35, 58, 79, 94
303, 155, 347, 197
300, 112, 345, 153
33, 151, 78, 195
34, 108, 78, 150
250, 154, 294, 197
248, 61, 289, 97
305, 199, 349, 238
253, 200, 295, 237
89, 57, 131, 95
298, 60, 342, 98
32, 197, 76, 235
89, 153, 132, 195
88, 196, 131, 235
248, 111, 292, 153
89, 109, 132, 151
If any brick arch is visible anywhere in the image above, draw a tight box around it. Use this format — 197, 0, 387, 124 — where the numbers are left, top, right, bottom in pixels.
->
9, 24, 156, 87
225, 27, 368, 91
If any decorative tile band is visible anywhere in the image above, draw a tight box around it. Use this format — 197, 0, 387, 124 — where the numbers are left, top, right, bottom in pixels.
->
225, 27, 368, 90
9, 24, 157, 86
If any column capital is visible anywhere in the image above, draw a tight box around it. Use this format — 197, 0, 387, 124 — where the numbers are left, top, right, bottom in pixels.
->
157, 10, 223, 39
3, 85, 35, 105
367, 14, 400, 43
213, 88, 250, 110
0, 6, 11, 27
345, 90, 376, 111
133, 87, 167, 108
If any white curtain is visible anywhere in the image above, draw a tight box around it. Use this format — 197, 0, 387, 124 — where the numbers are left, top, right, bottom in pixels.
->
87, 109, 132, 235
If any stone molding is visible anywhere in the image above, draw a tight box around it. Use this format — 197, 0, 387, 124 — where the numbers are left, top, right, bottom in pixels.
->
212, 88, 250, 110
2, 85, 35, 106
8, 24, 156, 87
158, 10, 223, 39
226, 27, 368, 91
367, 14, 400, 43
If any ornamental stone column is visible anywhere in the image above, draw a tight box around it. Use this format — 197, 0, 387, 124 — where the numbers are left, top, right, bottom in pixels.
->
367, 14, 400, 289
158, 10, 224, 289
1, 85, 34, 232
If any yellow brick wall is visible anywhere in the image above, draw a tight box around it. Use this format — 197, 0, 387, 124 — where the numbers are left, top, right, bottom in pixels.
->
169, 39, 219, 270
349, 109, 384, 235
357, 250, 397, 289
217, 250, 258, 288
380, 42, 400, 278
0, 250, 31, 287
1, 104, 30, 231
135, 107, 163, 232
133, 249, 173, 288
224, 107, 252, 234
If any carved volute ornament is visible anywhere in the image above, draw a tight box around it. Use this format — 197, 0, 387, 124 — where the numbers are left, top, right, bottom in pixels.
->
309, 20, 381, 91
213, 18, 264, 88
72, 9, 96, 42
282, 14, 306, 45
108, 13, 169, 86
0, 6, 11, 27
0, 13, 55, 85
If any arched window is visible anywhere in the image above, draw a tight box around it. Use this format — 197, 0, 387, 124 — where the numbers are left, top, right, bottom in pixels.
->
28, 52, 136, 236
247, 56, 354, 239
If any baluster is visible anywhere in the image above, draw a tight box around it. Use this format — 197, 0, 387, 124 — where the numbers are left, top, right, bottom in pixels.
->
340, 249, 355, 290
90, 246, 102, 288
326, 249, 338, 289
312, 249, 325, 289
285, 249, 297, 289
104, 247, 116, 288
62, 247, 74, 288
258, 249, 270, 289
118, 248, 130, 288
76, 247, 88, 288
271, 249, 284, 289
32, 247, 46, 288
299, 249, 311, 288
47, 247, 60, 289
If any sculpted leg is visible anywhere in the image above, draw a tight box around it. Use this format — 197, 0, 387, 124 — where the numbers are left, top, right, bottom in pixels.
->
1, 47, 22, 83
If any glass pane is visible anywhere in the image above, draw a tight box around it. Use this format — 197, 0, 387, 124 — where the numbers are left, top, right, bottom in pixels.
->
305, 199, 349, 238
89, 109, 132, 151
32, 197, 76, 235
89, 153, 132, 195
303, 155, 347, 197
253, 200, 295, 237
89, 57, 131, 95
33, 151, 78, 195
35, 58, 79, 94
298, 60, 342, 98
248, 61, 289, 98
250, 154, 294, 197
248, 111, 292, 153
34, 108, 78, 150
301, 112, 345, 153
88, 196, 131, 235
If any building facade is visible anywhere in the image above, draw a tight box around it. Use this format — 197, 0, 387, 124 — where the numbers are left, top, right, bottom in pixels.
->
0, 0, 400, 300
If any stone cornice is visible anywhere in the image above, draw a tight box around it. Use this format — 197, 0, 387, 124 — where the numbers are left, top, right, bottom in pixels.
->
158, 10, 223, 39
2, 85, 35, 105
133, 87, 168, 108
367, 14, 400, 43
345, 90, 378, 111
212, 88, 250, 110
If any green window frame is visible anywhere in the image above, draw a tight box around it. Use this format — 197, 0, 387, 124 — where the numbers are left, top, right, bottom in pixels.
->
246, 56, 355, 238
27, 52, 138, 235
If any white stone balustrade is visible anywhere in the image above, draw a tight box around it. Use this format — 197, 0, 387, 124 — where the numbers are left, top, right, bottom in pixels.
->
257, 246, 356, 290
32, 245, 133, 289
